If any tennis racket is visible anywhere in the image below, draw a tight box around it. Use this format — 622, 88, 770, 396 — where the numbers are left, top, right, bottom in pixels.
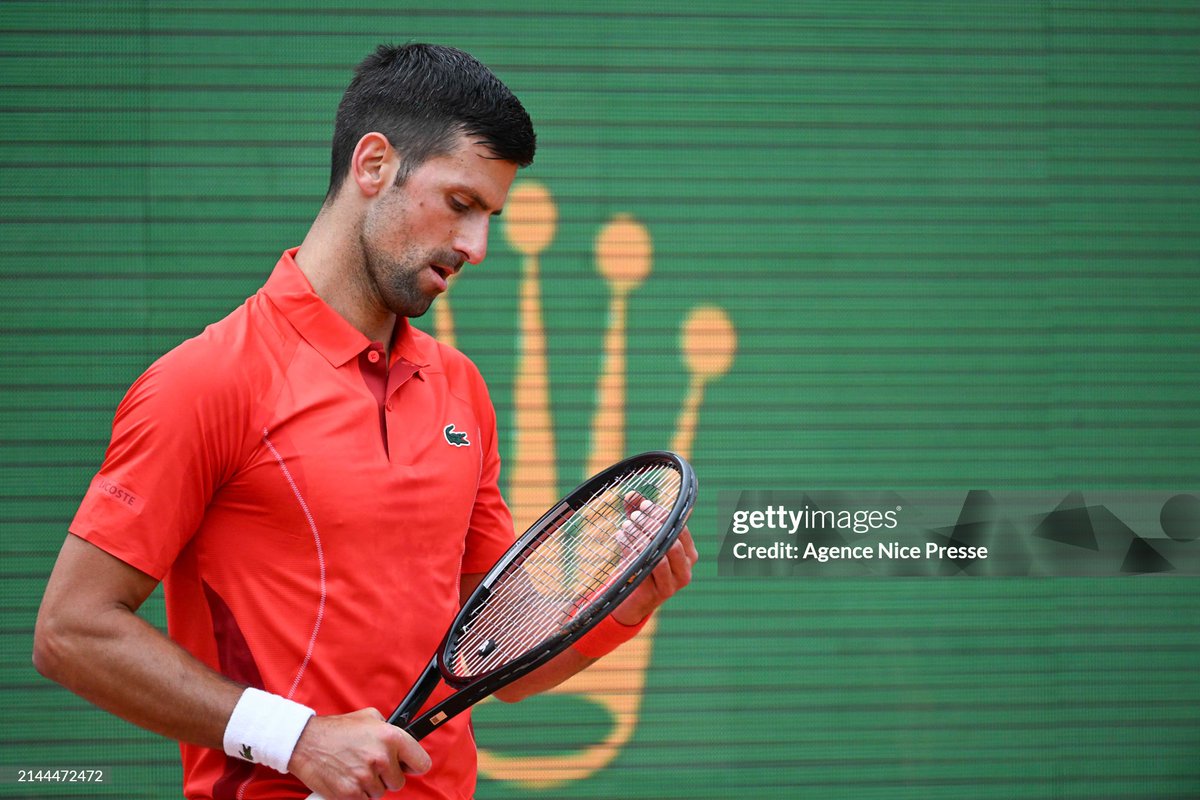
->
306, 450, 695, 798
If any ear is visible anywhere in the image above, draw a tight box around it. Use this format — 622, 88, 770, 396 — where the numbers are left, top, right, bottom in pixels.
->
349, 132, 398, 198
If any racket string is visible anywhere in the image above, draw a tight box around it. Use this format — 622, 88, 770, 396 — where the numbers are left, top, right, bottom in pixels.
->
504, 464, 675, 606
459, 507, 660, 670
450, 463, 683, 677
458, 477, 655, 665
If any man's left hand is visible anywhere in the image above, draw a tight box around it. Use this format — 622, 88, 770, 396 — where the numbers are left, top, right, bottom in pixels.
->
610, 493, 699, 625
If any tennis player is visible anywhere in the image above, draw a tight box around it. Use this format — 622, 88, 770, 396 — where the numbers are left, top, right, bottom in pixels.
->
33, 43, 698, 800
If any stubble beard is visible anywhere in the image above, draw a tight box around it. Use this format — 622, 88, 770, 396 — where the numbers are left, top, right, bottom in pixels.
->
360, 205, 435, 320
367, 241, 433, 319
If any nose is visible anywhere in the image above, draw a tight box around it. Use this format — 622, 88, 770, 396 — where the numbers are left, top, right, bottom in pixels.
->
454, 216, 490, 265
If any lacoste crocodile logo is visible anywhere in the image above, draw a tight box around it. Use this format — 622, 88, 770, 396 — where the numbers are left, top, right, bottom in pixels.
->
443, 424, 470, 447
239, 744, 254, 762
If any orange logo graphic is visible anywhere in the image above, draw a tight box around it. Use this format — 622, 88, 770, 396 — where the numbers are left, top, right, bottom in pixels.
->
434, 181, 736, 788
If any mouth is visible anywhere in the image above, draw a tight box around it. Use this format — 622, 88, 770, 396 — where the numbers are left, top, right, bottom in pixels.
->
428, 263, 460, 293
430, 262, 462, 280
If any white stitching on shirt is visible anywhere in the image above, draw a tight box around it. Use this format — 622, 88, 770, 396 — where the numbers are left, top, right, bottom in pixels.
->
261, 427, 327, 701
235, 429, 328, 798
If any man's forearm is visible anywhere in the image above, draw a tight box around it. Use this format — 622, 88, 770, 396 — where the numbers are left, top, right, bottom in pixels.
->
33, 535, 242, 749
471, 520, 697, 706
34, 535, 431, 799
34, 600, 244, 747
490, 644, 597, 704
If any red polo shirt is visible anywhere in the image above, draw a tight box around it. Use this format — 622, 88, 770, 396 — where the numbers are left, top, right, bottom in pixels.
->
70, 248, 515, 799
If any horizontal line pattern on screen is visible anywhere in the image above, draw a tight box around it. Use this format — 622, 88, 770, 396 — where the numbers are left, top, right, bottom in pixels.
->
2, 2, 1198, 799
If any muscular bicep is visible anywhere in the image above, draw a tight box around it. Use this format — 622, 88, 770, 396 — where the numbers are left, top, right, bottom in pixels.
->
37, 534, 160, 649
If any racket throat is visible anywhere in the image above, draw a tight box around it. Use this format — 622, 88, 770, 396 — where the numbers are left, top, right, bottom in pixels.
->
403, 681, 493, 740
387, 656, 442, 728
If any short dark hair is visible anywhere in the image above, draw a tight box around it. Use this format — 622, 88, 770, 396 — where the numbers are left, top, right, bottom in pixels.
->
325, 43, 536, 200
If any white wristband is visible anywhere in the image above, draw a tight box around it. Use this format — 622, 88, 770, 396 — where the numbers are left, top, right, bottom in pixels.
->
223, 687, 316, 774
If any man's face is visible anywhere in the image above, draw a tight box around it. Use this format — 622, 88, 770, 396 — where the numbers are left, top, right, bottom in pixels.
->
360, 135, 519, 319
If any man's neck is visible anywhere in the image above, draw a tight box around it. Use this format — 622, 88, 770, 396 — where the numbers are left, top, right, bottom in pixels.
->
294, 205, 397, 346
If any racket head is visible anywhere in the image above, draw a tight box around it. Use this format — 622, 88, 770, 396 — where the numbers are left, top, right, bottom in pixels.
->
438, 450, 696, 688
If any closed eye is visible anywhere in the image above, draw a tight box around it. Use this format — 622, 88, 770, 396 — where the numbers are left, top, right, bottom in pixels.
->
446, 186, 503, 217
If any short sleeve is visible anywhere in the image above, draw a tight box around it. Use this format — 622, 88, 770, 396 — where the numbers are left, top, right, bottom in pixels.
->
69, 341, 250, 580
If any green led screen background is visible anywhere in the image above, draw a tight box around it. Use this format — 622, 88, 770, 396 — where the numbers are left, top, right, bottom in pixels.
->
2, 2, 1198, 798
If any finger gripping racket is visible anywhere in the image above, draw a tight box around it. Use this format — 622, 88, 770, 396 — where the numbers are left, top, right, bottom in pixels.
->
306, 452, 695, 798
391, 449, 696, 740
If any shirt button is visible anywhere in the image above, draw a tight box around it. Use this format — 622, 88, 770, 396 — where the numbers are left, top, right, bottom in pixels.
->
367, 350, 381, 364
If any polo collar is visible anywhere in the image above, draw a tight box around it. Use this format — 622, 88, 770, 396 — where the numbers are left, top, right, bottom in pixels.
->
263, 248, 434, 372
